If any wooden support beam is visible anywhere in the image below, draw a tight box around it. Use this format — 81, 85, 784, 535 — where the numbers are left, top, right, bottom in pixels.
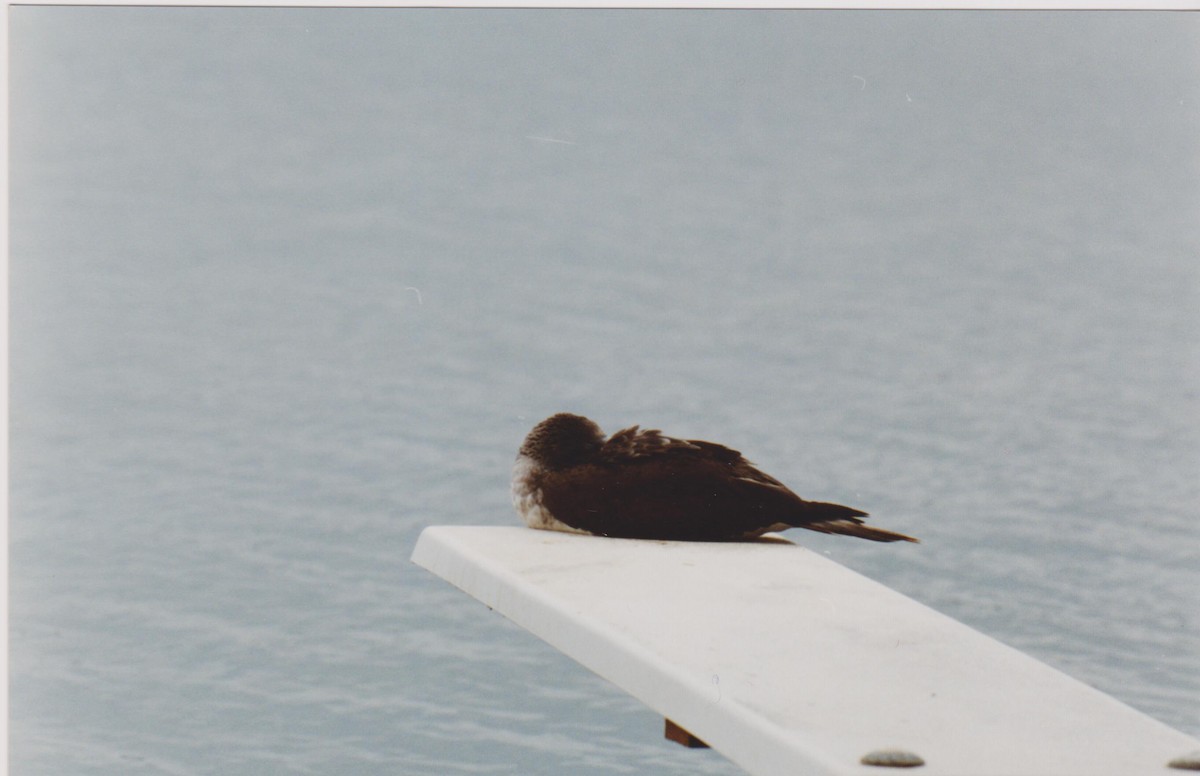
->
665, 717, 710, 748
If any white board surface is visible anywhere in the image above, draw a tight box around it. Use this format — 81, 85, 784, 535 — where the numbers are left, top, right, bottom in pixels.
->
411, 525, 1198, 776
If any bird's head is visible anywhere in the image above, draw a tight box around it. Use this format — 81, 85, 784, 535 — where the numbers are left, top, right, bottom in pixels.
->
518, 413, 605, 470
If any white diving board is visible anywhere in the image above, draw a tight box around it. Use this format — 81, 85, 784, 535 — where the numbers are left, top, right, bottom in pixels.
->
411, 526, 1200, 776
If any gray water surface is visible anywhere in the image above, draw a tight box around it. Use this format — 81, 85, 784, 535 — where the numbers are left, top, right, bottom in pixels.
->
10, 9, 1200, 775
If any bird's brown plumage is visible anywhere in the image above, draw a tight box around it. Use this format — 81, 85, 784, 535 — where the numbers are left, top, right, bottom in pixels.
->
512, 413, 918, 543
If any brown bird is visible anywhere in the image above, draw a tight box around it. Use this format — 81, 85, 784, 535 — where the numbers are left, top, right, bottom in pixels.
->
511, 413, 918, 543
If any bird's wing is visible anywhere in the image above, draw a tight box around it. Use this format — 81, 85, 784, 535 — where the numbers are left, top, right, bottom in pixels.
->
599, 426, 704, 461
599, 429, 798, 503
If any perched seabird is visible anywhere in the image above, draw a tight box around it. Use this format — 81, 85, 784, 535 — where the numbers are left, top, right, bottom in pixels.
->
511, 413, 919, 543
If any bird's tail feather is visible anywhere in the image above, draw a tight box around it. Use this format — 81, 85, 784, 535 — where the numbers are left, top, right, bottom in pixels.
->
804, 518, 919, 543
798, 501, 920, 544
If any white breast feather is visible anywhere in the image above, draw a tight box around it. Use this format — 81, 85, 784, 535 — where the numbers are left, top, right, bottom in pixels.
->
511, 455, 591, 535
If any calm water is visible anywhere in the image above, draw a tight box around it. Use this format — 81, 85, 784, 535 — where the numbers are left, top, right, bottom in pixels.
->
10, 9, 1200, 774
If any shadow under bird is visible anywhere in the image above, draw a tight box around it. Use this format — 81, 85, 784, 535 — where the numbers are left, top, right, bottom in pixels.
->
512, 413, 918, 543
